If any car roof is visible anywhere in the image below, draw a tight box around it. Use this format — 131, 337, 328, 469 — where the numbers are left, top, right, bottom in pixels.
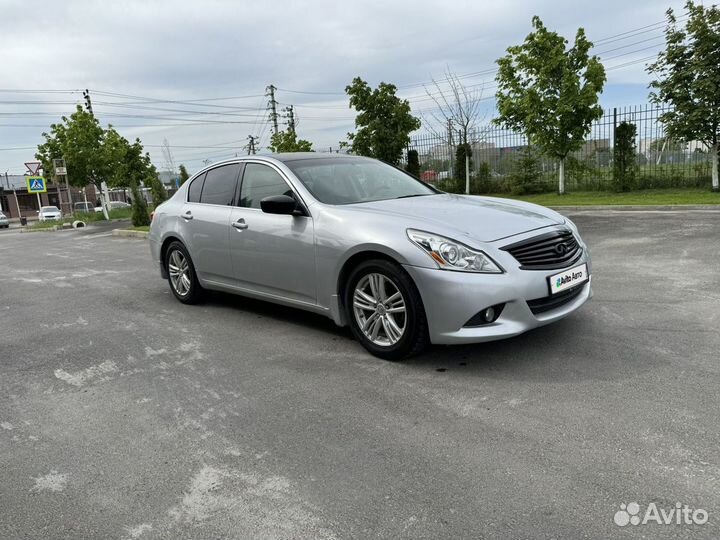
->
186, 153, 364, 181
270, 152, 360, 163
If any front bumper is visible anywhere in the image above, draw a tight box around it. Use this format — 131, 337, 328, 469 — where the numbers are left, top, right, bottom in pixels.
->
403, 253, 592, 345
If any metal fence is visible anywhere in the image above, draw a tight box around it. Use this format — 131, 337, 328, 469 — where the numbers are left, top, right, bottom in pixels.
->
406, 104, 714, 193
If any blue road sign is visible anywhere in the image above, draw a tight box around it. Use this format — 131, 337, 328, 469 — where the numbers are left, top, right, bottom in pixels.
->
27, 176, 47, 193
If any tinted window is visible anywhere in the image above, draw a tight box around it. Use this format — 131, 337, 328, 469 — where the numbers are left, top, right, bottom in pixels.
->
187, 172, 205, 203
200, 164, 240, 205
240, 164, 293, 209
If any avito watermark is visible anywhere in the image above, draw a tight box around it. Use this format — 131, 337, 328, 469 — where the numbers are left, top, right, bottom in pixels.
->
614, 502, 708, 527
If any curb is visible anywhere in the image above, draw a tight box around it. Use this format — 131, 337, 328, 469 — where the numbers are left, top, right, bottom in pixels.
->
112, 229, 149, 239
21, 226, 58, 233
547, 204, 720, 211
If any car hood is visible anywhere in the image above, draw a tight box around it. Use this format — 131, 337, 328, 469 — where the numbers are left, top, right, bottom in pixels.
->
342, 194, 565, 242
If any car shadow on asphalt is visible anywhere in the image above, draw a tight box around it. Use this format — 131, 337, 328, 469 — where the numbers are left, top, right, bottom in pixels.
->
195, 292, 646, 384
202, 290, 352, 339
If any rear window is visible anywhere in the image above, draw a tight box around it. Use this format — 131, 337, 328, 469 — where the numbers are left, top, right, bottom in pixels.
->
187, 173, 206, 203
200, 164, 241, 205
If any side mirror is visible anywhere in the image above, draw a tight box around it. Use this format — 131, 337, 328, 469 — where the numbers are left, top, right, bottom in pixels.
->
260, 195, 303, 216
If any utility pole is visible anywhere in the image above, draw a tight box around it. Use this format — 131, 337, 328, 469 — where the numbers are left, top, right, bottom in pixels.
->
266, 84, 279, 136
53, 158, 73, 215
284, 105, 295, 134
245, 135, 258, 155
82, 89, 94, 115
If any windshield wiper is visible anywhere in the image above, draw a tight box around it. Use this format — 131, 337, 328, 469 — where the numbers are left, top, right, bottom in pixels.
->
396, 193, 431, 199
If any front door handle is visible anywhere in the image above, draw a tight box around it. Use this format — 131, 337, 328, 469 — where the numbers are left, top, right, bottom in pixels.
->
232, 218, 248, 230
182, 210, 193, 221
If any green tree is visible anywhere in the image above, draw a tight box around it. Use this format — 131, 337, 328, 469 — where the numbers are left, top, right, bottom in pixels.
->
345, 77, 420, 165
648, 1, 720, 191
511, 147, 544, 195
454, 143, 473, 183
101, 129, 150, 188
613, 122, 637, 192
146, 165, 168, 206
268, 130, 313, 153
36, 106, 106, 187
37, 107, 160, 219
179, 164, 190, 185
130, 182, 151, 227
494, 16, 606, 194
405, 149, 420, 178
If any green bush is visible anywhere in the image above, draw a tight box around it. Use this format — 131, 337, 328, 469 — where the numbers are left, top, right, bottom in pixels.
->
612, 122, 637, 192
405, 149, 420, 178
148, 174, 168, 205
131, 184, 151, 227
511, 148, 547, 194
454, 143, 473, 185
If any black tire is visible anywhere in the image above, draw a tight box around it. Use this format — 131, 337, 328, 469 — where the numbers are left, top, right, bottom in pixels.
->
344, 259, 429, 360
164, 241, 204, 304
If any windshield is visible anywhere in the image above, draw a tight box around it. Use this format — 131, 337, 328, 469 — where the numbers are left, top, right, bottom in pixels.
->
285, 157, 438, 205
42, 206, 59, 212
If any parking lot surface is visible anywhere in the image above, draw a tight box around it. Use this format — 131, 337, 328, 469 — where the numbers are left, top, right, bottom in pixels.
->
1, 210, 719, 539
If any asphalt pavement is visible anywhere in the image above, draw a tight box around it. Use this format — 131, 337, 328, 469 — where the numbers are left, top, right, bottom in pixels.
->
0, 210, 718, 539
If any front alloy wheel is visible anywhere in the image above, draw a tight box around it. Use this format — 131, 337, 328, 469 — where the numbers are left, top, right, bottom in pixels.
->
353, 273, 407, 346
345, 260, 429, 360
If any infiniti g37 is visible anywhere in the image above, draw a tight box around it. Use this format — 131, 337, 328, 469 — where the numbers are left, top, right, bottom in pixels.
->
149, 154, 592, 360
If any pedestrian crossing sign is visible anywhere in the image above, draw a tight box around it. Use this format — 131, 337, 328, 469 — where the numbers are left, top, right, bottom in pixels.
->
27, 176, 47, 193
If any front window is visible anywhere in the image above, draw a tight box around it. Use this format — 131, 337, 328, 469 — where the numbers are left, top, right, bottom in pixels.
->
42, 206, 59, 212
239, 163, 293, 209
285, 157, 438, 205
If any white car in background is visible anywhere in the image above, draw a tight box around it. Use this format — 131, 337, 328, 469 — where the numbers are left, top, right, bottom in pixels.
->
95, 201, 132, 212
0, 211, 9, 228
38, 206, 62, 222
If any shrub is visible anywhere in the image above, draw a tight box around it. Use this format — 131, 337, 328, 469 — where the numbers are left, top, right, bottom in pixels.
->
454, 143, 473, 187
131, 184, 151, 227
511, 148, 546, 194
612, 121, 637, 192
405, 149, 420, 178
147, 174, 168, 205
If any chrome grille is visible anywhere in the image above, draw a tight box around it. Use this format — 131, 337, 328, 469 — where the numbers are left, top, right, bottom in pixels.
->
502, 229, 581, 270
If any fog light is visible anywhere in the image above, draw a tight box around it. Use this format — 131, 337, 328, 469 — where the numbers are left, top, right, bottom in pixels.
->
463, 303, 505, 327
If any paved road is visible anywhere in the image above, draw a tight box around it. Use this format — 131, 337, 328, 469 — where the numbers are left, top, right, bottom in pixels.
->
1, 212, 718, 539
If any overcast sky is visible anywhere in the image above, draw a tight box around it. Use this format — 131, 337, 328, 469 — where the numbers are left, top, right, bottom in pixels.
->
0, 0, 687, 175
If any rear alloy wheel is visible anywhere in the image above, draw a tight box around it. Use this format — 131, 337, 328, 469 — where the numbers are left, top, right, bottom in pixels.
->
165, 241, 203, 304
345, 260, 429, 360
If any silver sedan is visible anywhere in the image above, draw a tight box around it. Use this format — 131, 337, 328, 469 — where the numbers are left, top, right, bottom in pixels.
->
149, 154, 592, 360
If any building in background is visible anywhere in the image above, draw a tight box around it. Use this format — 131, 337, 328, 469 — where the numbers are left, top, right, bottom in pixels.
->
0, 175, 95, 219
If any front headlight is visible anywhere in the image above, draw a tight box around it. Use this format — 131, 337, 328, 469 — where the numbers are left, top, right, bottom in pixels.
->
407, 229, 503, 273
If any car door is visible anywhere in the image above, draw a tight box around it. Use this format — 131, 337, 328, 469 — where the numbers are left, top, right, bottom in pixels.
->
180, 163, 242, 283
229, 162, 316, 304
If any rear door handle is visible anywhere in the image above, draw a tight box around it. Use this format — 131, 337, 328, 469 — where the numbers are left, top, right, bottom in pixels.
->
182, 211, 193, 221
232, 218, 248, 230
